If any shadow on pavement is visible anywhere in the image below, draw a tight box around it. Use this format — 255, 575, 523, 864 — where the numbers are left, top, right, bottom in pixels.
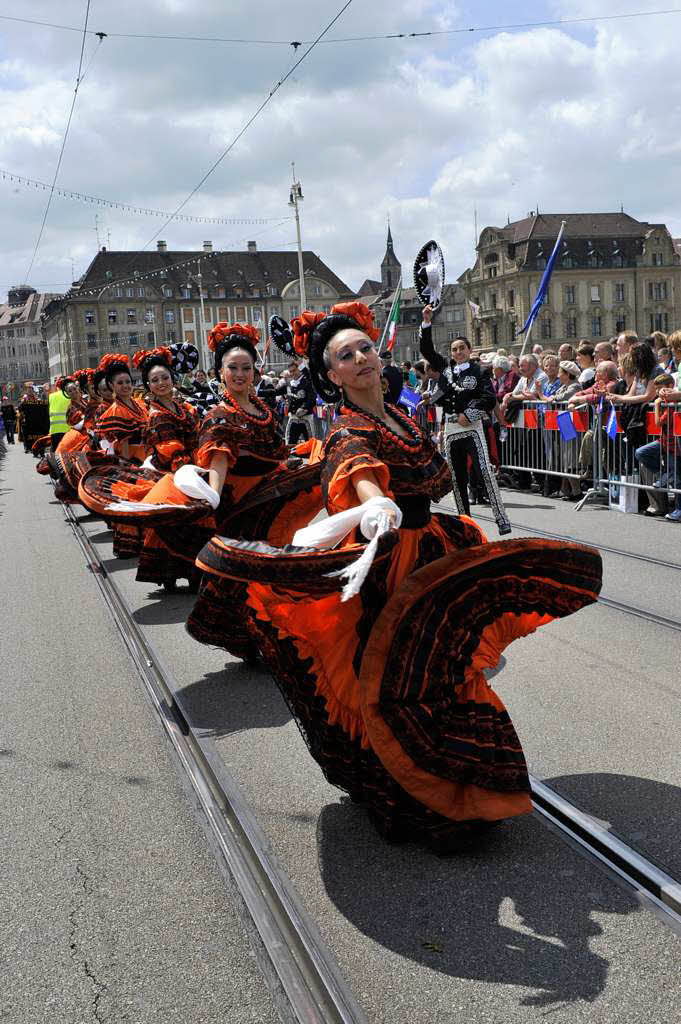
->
132, 593, 194, 626
87, 530, 114, 543
544, 772, 681, 882
175, 666, 290, 739
317, 780, 644, 1009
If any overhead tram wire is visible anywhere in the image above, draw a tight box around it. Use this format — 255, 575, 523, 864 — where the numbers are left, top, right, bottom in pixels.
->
137, 0, 355, 254
1, 7, 681, 45
23, 1, 101, 281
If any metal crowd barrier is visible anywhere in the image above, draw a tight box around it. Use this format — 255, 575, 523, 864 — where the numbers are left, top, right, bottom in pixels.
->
498, 399, 681, 514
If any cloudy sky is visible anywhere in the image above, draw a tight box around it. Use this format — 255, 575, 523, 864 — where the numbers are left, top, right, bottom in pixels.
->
1, 0, 680, 297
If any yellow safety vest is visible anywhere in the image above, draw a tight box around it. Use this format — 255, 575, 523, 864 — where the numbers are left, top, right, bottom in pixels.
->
49, 390, 71, 436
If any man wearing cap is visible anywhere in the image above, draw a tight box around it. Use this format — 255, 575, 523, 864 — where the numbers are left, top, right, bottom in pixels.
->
381, 351, 404, 405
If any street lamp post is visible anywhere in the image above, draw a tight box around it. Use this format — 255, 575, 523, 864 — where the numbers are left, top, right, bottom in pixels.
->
288, 164, 306, 312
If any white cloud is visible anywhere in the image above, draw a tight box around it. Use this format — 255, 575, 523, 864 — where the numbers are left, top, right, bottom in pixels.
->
0, 0, 680, 298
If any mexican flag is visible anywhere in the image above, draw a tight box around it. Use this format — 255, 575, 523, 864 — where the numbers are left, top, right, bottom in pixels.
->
386, 283, 402, 351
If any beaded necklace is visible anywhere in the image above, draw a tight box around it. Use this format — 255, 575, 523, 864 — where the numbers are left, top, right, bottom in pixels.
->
341, 397, 422, 450
150, 397, 191, 422
223, 390, 272, 426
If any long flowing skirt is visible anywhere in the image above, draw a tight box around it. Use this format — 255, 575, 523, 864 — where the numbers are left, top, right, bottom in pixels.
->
194, 516, 602, 848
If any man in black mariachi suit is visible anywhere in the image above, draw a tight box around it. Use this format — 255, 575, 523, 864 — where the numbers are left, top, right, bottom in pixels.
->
279, 358, 316, 445
419, 305, 511, 535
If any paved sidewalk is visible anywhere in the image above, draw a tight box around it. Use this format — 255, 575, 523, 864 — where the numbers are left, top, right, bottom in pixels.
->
0, 444, 278, 1023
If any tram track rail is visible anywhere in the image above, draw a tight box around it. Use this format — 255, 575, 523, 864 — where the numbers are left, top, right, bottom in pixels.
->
60, 495, 681, 1020
62, 501, 368, 1024
439, 503, 681, 634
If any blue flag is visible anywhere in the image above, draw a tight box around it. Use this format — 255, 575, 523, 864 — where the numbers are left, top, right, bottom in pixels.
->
606, 407, 618, 440
517, 221, 566, 336
557, 410, 578, 441
397, 385, 421, 412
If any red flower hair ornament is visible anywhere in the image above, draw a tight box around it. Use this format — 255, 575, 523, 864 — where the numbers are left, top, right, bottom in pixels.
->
207, 322, 260, 352
98, 353, 131, 374
290, 311, 326, 358
132, 346, 173, 370
330, 301, 380, 342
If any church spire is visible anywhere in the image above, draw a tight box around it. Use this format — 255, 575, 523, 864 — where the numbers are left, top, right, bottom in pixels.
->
381, 224, 401, 292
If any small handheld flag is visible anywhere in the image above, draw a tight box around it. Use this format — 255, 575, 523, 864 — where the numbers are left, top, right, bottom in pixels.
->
397, 386, 421, 413
557, 410, 578, 441
606, 407, 619, 440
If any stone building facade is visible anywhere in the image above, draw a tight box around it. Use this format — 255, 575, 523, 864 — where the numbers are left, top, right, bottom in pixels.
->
460, 212, 681, 350
0, 286, 60, 399
42, 240, 355, 378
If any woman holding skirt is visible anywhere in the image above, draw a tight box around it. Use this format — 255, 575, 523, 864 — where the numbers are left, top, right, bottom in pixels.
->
193, 302, 603, 852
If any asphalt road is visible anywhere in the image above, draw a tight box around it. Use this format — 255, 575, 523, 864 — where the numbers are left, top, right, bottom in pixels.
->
58, 460, 681, 1022
6, 442, 679, 1024
0, 443, 279, 1024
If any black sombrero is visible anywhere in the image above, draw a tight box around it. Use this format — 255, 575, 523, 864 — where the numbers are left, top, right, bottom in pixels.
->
169, 341, 200, 374
413, 239, 445, 310
269, 314, 295, 357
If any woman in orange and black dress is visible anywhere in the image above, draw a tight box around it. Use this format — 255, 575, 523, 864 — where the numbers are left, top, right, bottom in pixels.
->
194, 302, 603, 852
127, 347, 201, 591
95, 354, 149, 557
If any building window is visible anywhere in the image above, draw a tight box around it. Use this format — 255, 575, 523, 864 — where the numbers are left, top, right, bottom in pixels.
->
165, 310, 175, 324
651, 312, 669, 332
128, 333, 138, 346
565, 317, 577, 338
564, 285, 576, 305
108, 309, 117, 324
508, 289, 515, 308
474, 326, 481, 345
615, 283, 625, 302
540, 319, 552, 340
182, 308, 193, 324
491, 293, 497, 309
588, 253, 602, 268
115, 286, 123, 298
126, 309, 137, 324
536, 257, 546, 270
649, 281, 667, 300
491, 322, 498, 345
561, 254, 577, 269
147, 331, 155, 344
110, 333, 120, 347
166, 329, 176, 342
615, 315, 626, 332
453, 310, 464, 322
163, 286, 173, 298
181, 287, 191, 300
591, 317, 601, 338
126, 287, 134, 298
612, 254, 623, 268
218, 306, 229, 321
652, 252, 664, 266
447, 330, 455, 341
85, 310, 96, 324
267, 284, 277, 296
446, 310, 454, 322
138, 287, 145, 298
488, 266, 497, 278
184, 329, 195, 344
590, 286, 600, 302
86, 333, 97, 348
214, 286, 225, 299
144, 308, 155, 324
251, 307, 262, 323
290, 306, 299, 319
235, 306, 246, 321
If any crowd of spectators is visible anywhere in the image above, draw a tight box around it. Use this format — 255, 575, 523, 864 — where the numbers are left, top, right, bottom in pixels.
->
382, 328, 681, 521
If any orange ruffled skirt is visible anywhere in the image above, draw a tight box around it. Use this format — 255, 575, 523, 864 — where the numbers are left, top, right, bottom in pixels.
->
233, 515, 602, 847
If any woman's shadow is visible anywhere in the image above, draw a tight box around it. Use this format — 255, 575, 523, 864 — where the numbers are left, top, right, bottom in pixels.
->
174, 664, 291, 739
317, 772, 677, 1008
